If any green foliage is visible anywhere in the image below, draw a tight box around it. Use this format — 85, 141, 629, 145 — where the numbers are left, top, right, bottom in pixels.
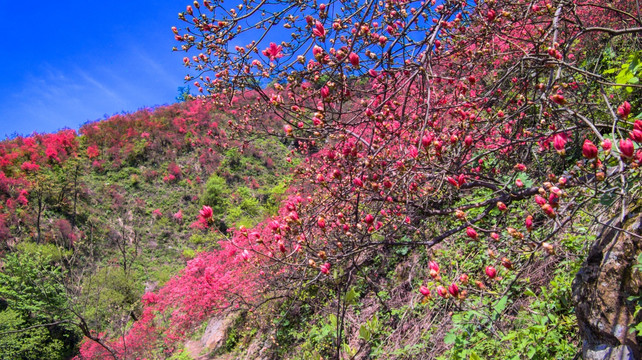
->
80, 266, 143, 331
167, 348, 195, 360
439, 230, 588, 360
604, 50, 642, 94
0, 309, 67, 360
0, 246, 80, 359
294, 313, 338, 359
202, 173, 229, 215
628, 253, 642, 336
182, 247, 196, 260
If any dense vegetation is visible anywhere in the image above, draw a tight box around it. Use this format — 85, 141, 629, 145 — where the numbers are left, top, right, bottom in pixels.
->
2, 0, 642, 358
0, 101, 294, 358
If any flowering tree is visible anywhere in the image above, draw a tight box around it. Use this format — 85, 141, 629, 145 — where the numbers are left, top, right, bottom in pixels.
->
170, 0, 642, 356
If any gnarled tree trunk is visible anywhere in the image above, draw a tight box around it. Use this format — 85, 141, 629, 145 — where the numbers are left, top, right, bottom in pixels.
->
572, 208, 642, 360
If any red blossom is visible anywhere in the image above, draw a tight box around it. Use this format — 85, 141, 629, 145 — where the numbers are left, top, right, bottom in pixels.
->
617, 101, 631, 119
620, 138, 634, 159
348, 52, 360, 67
199, 205, 213, 220
313, 21, 326, 39
582, 139, 598, 159
466, 227, 478, 240
485, 266, 497, 278
448, 283, 460, 297
262, 42, 284, 61
630, 130, 642, 143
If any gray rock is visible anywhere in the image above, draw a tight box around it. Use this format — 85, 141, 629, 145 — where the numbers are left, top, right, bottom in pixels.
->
584, 343, 635, 360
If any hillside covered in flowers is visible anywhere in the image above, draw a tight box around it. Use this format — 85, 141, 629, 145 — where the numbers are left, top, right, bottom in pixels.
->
2, 0, 642, 358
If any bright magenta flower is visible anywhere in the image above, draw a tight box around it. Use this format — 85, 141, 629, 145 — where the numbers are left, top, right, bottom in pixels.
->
525, 215, 533, 231
262, 42, 284, 61
313, 21, 326, 39
348, 52, 360, 67
320, 262, 331, 274
617, 101, 631, 119
514, 163, 526, 171
199, 205, 213, 220
582, 139, 598, 159
320, 86, 330, 98
630, 130, 642, 143
485, 266, 497, 278
620, 138, 634, 158
466, 227, 478, 240
448, 283, 460, 297
429, 260, 439, 273
552, 134, 567, 155
535, 195, 547, 206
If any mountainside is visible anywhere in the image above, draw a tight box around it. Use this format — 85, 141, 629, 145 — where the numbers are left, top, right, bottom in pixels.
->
2, 0, 642, 359
0, 99, 294, 359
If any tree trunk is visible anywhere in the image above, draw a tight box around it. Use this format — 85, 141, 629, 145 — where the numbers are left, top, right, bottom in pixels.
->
572, 208, 642, 360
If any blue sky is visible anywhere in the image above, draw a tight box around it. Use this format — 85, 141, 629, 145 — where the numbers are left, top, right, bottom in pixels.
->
0, 1, 190, 138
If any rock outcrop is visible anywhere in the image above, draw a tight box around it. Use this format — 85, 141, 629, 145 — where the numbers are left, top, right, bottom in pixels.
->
185, 314, 238, 359
572, 209, 642, 359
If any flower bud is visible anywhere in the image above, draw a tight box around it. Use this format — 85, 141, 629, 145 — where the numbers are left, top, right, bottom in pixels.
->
466, 227, 478, 240
552, 134, 566, 155
617, 101, 631, 119
485, 266, 497, 278
348, 52, 360, 67
459, 273, 469, 284
320, 262, 331, 274
620, 139, 634, 159
448, 283, 460, 297
582, 139, 598, 159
